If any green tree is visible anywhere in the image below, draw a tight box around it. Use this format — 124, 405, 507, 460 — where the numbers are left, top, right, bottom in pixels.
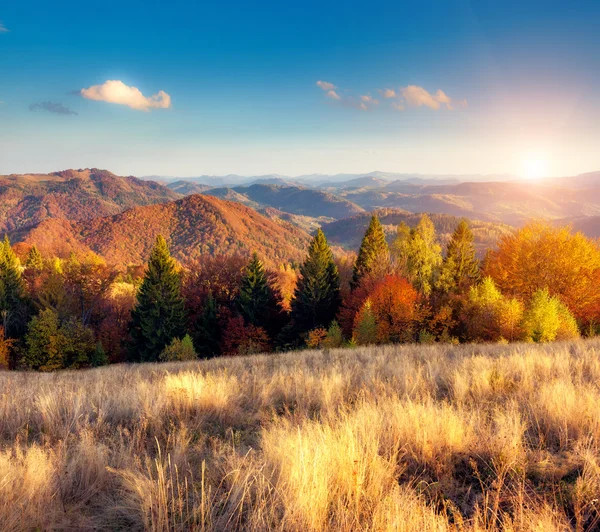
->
351, 215, 389, 290
392, 214, 442, 296
291, 229, 340, 335
193, 291, 220, 357
23, 308, 63, 371
60, 318, 99, 369
237, 252, 278, 330
353, 299, 378, 345
25, 245, 44, 271
437, 220, 480, 293
391, 221, 411, 272
128, 235, 187, 362
24, 308, 99, 371
0, 236, 29, 338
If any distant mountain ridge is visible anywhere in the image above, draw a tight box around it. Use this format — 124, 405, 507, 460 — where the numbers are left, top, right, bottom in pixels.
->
172, 183, 365, 220
0, 168, 180, 233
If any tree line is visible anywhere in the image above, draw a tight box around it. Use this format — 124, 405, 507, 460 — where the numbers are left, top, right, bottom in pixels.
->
0, 215, 598, 370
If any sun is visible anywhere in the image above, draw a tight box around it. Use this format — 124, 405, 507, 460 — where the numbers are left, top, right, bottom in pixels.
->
519, 155, 549, 181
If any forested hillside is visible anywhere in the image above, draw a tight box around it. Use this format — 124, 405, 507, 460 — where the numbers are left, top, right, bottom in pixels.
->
0, 168, 180, 232
11, 194, 311, 266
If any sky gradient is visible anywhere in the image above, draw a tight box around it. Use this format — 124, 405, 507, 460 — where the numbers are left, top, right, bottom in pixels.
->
1, 0, 600, 177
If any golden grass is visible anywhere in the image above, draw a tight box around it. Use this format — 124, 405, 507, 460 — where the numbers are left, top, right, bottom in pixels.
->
2, 340, 600, 529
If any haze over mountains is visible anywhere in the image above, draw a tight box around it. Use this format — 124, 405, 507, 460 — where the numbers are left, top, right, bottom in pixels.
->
3, 168, 600, 266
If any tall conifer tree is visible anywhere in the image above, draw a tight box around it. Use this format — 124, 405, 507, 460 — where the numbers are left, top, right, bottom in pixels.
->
0, 236, 28, 338
237, 252, 278, 331
351, 215, 389, 290
291, 229, 340, 334
128, 235, 186, 362
193, 291, 220, 358
25, 245, 44, 271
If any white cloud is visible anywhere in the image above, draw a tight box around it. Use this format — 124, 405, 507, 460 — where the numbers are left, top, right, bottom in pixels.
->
400, 85, 463, 110
326, 89, 341, 100
391, 102, 404, 111
0, 22, 9, 33
80, 80, 171, 111
316, 80, 335, 91
380, 88, 396, 98
401, 85, 441, 109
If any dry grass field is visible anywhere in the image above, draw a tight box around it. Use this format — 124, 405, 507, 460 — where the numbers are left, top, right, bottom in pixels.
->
2, 340, 600, 530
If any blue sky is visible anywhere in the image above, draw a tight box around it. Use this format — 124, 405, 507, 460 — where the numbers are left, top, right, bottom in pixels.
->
1, 0, 600, 177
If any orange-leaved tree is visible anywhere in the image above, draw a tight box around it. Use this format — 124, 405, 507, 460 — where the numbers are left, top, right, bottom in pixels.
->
483, 222, 600, 324
368, 274, 421, 343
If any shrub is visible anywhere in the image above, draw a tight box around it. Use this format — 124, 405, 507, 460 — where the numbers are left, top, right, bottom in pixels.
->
220, 316, 271, 356
323, 320, 344, 348
306, 328, 328, 349
159, 335, 197, 362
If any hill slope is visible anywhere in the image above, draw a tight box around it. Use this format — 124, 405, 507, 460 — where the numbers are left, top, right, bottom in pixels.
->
0, 340, 596, 529
12, 194, 311, 266
0, 168, 180, 232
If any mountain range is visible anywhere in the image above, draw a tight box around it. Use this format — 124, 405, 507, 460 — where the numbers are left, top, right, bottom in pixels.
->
4, 168, 600, 267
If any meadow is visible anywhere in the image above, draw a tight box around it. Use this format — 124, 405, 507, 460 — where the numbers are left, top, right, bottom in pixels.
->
2, 339, 600, 531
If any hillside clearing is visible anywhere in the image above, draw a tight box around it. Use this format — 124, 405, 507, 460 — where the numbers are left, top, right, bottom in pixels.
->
2, 340, 600, 530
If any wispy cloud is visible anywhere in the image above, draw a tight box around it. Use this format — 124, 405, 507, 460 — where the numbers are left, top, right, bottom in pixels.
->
29, 101, 78, 116
316, 80, 466, 113
0, 21, 9, 33
361, 95, 379, 105
80, 80, 171, 111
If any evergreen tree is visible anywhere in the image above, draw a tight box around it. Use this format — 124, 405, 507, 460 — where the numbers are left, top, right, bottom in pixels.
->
237, 252, 277, 330
351, 215, 389, 290
25, 245, 44, 271
353, 299, 378, 345
0, 236, 29, 338
193, 291, 220, 357
291, 229, 340, 335
128, 235, 186, 362
24, 308, 64, 371
437, 220, 480, 293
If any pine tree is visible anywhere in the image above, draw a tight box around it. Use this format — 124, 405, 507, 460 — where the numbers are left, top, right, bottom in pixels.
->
0, 236, 29, 338
237, 252, 277, 331
24, 308, 64, 371
128, 235, 187, 362
193, 291, 220, 357
291, 229, 340, 335
351, 215, 389, 290
25, 245, 44, 271
437, 220, 480, 293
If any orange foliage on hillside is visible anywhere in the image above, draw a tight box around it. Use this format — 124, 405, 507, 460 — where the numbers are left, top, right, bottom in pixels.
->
13, 194, 311, 269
